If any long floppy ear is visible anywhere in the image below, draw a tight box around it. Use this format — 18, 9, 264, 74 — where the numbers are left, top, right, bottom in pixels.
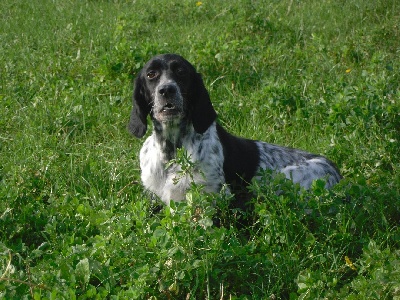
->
128, 73, 151, 138
191, 73, 217, 134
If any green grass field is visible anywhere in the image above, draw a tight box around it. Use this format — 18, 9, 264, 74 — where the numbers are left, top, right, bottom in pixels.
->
1, 0, 399, 298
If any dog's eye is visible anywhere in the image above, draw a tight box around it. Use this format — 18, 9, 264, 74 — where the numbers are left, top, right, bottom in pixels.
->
146, 70, 158, 79
176, 68, 186, 76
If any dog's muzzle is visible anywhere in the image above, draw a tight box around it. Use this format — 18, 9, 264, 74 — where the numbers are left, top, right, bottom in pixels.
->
154, 82, 184, 121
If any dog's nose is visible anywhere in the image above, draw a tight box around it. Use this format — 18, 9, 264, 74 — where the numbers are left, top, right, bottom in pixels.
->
158, 84, 177, 97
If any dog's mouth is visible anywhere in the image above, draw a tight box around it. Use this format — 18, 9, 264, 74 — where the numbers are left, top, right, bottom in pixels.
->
161, 103, 178, 113
155, 103, 182, 120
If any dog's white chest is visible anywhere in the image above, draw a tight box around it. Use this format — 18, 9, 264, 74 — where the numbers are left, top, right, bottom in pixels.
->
139, 123, 225, 205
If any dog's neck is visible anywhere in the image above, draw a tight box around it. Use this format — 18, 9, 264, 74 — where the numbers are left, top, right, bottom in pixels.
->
152, 118, 192, 161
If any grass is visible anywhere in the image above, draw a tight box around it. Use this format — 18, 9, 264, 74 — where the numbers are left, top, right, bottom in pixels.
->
0, 0, 399, 298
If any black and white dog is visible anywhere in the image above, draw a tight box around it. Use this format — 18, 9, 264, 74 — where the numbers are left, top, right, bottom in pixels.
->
128, 54, 341, 205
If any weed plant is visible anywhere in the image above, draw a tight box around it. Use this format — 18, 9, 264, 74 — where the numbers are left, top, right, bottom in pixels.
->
0, 0, 399, 299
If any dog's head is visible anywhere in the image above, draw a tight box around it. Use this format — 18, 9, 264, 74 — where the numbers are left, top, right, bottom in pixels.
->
128, 54, 217, 138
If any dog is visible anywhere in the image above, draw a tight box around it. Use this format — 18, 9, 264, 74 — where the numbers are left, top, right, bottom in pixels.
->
128, 54, 341, 205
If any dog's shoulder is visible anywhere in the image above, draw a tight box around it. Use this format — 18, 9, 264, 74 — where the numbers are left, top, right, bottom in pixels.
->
215, 123, 260, 184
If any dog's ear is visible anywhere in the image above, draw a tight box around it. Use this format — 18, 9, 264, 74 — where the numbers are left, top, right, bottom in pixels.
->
191, 73, 217, 134
128, 73, 151, 138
